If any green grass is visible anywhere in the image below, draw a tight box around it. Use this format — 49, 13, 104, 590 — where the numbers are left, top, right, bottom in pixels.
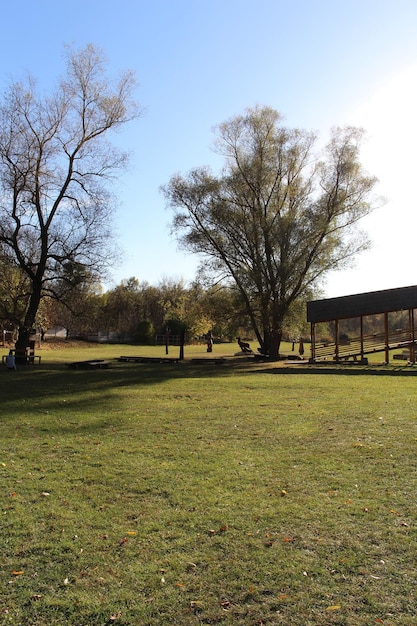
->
0, 343, 416, 625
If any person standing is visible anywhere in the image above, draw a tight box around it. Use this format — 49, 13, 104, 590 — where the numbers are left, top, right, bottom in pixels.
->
5, 350, 16, 370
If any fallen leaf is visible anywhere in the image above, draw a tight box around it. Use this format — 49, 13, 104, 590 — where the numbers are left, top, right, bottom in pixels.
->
326, 605, 341, 611
109, 612, 122, 621
118, 537, 128, 546
126, 531, 137, 536
186, 562, 197, 571
12, 571, 24, 576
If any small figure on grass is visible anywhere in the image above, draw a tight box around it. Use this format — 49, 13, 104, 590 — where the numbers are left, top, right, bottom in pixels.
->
5, 350, 16, 370
206, 331, 214, 353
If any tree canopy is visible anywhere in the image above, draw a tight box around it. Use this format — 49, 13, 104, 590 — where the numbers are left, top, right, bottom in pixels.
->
163, 106, 379, 359
0, 44, 139, 352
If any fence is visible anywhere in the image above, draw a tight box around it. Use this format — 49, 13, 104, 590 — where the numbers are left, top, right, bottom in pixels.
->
155, 334, 185, 346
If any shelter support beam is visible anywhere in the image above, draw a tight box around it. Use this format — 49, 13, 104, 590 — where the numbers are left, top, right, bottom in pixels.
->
334, 319, 339, 361
409, 309, 415, 364
310, 322, 316, 362
384, 312, 389, 364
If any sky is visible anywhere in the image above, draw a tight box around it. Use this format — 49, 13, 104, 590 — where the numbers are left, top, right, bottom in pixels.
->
1, 0, 417, 298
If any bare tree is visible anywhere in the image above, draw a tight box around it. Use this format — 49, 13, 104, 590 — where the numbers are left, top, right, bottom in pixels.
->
163, 106, 379, 359
0, 44, 139, 355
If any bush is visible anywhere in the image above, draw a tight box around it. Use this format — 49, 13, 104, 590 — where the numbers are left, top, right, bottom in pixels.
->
132, 320, 154, 344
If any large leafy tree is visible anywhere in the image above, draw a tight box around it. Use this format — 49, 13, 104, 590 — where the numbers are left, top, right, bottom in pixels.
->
0, 255, 30, 331
163, 106, 379, 359
0, 44, 138, 354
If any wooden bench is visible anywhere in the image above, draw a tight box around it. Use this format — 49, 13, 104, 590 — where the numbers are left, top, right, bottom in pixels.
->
67, 359, 111, 369
117, 356, 180, 364
2, 353, 41, 365
28, 356, 41, 364
191, 358, 226, 365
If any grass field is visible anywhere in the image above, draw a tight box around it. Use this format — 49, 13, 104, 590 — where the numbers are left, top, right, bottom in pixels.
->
0, 342, 416, 625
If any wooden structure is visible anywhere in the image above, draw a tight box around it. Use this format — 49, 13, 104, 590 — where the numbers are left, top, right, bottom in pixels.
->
5, 343, 41, 365
67, 359, 110, 369
117, 355, 180, 364
307, 285, 417, 363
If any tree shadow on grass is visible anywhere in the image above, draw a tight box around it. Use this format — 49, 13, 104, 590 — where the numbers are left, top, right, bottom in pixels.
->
1, 359, 416, 430
0, 359, 240, 430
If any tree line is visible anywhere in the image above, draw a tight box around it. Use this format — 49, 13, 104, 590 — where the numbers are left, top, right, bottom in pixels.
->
0, 272, 309, 345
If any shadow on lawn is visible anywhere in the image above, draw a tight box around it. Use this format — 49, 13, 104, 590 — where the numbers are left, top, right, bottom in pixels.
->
254, 364, 417, 376
0, 360, 238, 426
0, 358, 416, 435
0, 358, 416, 411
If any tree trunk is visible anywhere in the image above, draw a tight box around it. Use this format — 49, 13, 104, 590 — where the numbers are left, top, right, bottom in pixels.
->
15, 281, 42, 363
267, 301, 285, 360
268, 328, 282, 361
15, 326, 31, 364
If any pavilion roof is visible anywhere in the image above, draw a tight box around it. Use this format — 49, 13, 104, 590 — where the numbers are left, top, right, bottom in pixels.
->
307, 285, 417, 323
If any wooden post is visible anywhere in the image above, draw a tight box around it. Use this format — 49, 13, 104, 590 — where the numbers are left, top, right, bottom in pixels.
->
165, 327, 169, 355
310, 322, 315, 362
334, 319, 339, 361
360, 316, 364, 362
179, 330, 185, 361
384, 312, 389, 364
410, 309, 415, 364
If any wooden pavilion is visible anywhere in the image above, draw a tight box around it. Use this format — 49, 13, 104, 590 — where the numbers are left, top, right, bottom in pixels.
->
307, 285, 417, 363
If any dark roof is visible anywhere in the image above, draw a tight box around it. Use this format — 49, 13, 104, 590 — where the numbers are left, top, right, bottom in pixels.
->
307, 285, 417, 323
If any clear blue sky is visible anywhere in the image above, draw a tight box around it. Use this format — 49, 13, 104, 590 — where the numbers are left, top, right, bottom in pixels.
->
1, 0, 417, 297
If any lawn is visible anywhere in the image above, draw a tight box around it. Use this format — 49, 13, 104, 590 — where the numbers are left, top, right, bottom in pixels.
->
0, 343, 416, 625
